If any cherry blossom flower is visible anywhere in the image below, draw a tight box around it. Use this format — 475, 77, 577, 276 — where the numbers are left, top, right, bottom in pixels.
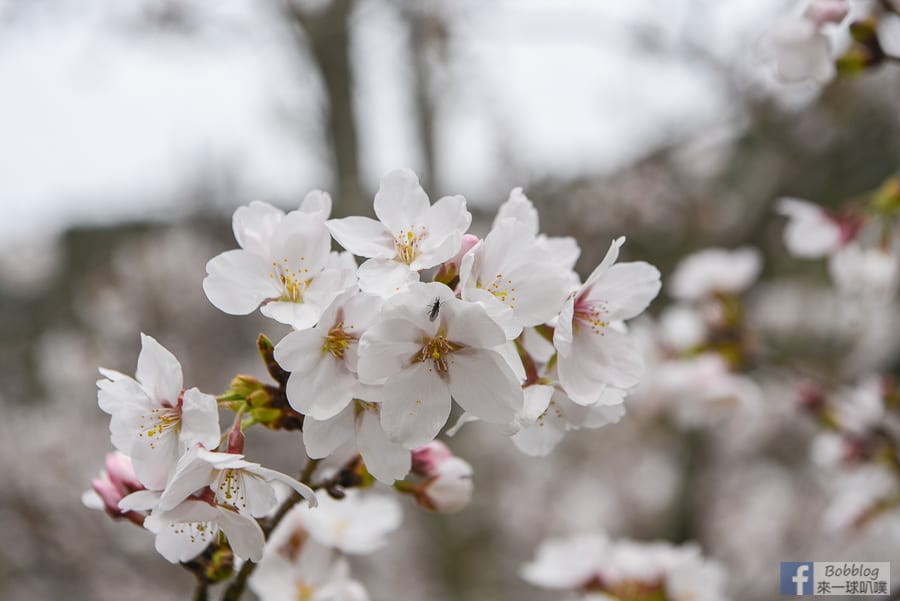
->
275, 290, 383, 420
669, 247, 760, 301
326, 169, 471, 297
158, 446, 317, 517
492, 188, 580, 271
97, 333, 220, 489
458, 219, 575, 339
357, 282, 524, 447
522, 533, 730, 601
553, 237, 661, 404
280, 488, 402, 554
302, 399, 411, 484
828, 243, 900, 304
250, 538, 369, 601
203, 194, 356, 329
511, 385, 626, 457
777, 198, 844, 258
120, 490, 266, 563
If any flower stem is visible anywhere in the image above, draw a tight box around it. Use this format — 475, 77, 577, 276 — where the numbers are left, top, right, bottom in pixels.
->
192, 576, 209, 601
219, 459, 321, 601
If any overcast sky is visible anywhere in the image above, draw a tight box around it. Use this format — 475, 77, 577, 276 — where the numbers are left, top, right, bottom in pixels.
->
0, 0, 798, 246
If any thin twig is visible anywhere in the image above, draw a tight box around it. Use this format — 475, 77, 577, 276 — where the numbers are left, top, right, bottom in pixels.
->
219, 459, 321, 601
192, 576, 209, 601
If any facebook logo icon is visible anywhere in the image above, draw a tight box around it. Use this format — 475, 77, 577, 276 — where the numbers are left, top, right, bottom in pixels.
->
781, 563, 814, 595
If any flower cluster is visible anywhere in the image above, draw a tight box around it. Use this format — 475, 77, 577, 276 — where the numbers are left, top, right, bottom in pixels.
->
521, 532, 729, 601
208, 168, 660, 465
629, 247, 761, 427
89, 334, 316, 563
85, 167, 662, 598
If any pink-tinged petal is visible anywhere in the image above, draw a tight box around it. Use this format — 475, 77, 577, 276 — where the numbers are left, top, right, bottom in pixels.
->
492, 187, 539, 235
552, 295, 576, 357
303, 406, 355, 459
357, 258, 419, 298
180, 388, 221, 450
232, 201, 284, 257
260, 300, 322, 330
582, 236, 626, 290
249, 466, 317, 507
557, 327, 643, 405
511, 410, 566, 457
270, 211, 332, 271
158, 448, 216, 510
444, 298, 507, 349
216, 507, 266, 562
234, 472, 278, 518
136, 334, 183, 406
356, 408, 411, 483
300, 189, 332, 220
447, 349, 522, 424
326, 216, 395, 259
130, 418, 181, 490
119, 489, 162, 512
149, 505, 219, 563
203, 249, 280, 315
421, 195, 471, 249
584, 262, 661, 323
521, 385, 555, 422
380, 363, 451, 448
357, 318, 425, 383
287, 353, 357, 420
373, 168, 430, 233
494, 341, 526, 383
97, 370, 151, 414
274, 328, 323, 372
463, 287, 521, 340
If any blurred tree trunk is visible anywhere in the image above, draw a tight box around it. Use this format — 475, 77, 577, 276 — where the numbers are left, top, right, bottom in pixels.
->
286, 0, 366, 216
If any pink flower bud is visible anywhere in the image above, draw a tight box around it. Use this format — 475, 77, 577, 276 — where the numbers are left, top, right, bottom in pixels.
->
805, 0, 849, 27
411, 440, 454, 476
415, 456, 473, 513
104, 451, 142, 494
91, 452, 145, 519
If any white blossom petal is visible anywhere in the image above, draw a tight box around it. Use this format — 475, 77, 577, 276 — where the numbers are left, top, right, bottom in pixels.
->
380, 363, 451, 447
203, 249, 280, 315
447, 349, 522, 424
356, 408, 411, 483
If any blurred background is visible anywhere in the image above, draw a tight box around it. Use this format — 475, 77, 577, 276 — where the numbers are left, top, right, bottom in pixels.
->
1, 0, 899, 600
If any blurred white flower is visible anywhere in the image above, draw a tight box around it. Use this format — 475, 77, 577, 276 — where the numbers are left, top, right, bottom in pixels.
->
357, 282, 523, 448
326, 168, 471, 298
250, 538, 369, 601
283, 489, 402, 554
554, 237, 661, 404
777, 197, 844, 258
767, 1, 848, 85
828, 243, 900, 304
203, 195, 356, 329
823, 464, 899, 531
275, 290, 383, 420
522, 533, 729, 601
97, 333, 220, 490
670, 247, 761, 301
658, 305, 707, 351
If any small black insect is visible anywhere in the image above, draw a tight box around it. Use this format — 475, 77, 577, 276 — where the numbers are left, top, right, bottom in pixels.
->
428, 297, 442, 322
